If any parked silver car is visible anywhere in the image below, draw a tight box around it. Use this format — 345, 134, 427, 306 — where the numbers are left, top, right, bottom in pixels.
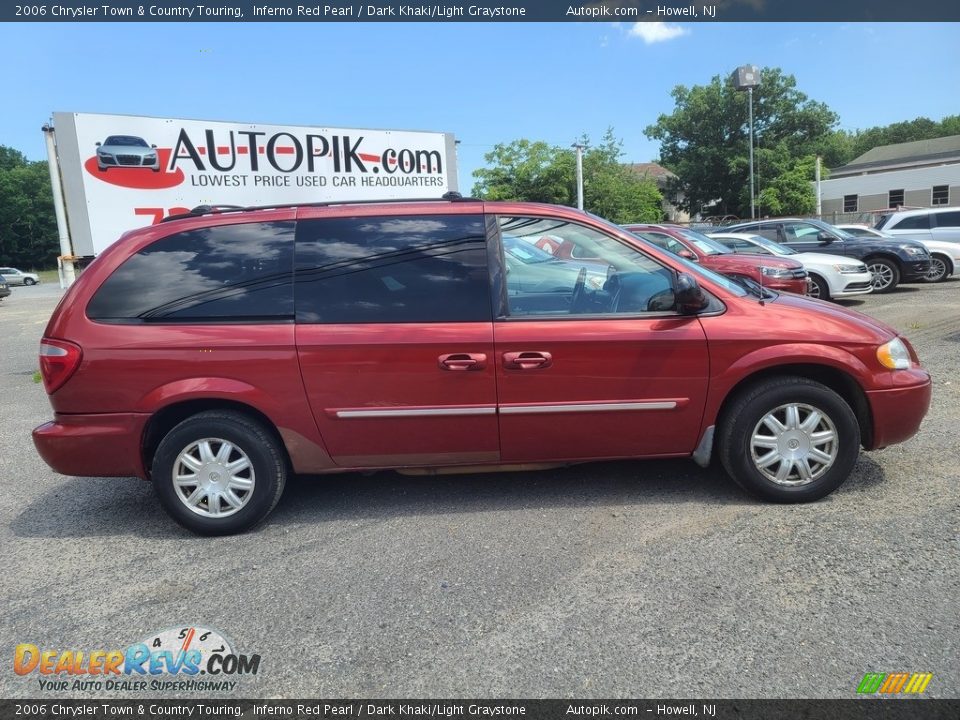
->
0, 267, 39, 286
96, 135, 160, 171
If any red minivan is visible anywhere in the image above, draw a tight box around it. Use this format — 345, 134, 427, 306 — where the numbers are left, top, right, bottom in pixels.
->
625, 224, 810, 295
33, 198, 931, 534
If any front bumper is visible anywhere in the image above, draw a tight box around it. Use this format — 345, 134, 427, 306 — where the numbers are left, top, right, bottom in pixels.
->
33, 413, 149, 479
864, 370, 932, 449
901, 259, 932, 283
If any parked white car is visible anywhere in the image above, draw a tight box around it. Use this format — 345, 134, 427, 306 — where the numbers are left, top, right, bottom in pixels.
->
0, 267, 40, 286
872, 206, 960, 243
837, 224, 960, 283
708, 232, 873, 301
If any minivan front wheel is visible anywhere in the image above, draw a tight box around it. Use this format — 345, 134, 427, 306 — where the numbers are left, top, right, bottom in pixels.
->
718, 377, 860, 502
151, 411, 287, 535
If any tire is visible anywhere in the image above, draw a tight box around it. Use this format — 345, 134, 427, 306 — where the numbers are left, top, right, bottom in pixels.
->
924, 254, 950, 283
151, 410, 287, 535
807, 274, 830, 301
866, 258, 900, 293
718, 377, 860, 503
24, 278, 36, 286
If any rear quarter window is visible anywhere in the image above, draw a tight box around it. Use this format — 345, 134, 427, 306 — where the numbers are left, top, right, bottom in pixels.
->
87, 221, 295, 322
890, 214, 931, 230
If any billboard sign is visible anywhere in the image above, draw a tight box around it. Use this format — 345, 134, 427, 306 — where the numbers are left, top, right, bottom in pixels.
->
51, 112, 458, 256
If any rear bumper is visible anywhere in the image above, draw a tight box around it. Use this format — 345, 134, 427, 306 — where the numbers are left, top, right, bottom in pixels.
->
865, 371, 932, 449
33, 413, 149, 479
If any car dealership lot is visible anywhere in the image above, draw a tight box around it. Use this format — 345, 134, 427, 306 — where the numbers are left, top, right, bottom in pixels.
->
1, 281, 957, 698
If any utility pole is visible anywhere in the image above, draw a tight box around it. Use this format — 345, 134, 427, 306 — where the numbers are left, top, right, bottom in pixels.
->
42, 123, 76, 288
733, 65, 760, 220
815, 155, 822, 217
572, 143, 585, 211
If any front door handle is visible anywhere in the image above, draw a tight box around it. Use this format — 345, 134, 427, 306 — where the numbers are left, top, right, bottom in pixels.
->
438, 353, 487, 371
502, 351, 552, 370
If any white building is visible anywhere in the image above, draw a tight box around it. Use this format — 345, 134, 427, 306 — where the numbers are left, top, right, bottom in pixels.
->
818, 135, 960, 220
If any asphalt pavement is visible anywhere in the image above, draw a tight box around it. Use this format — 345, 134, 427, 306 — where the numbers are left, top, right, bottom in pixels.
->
0, 279, 957, 699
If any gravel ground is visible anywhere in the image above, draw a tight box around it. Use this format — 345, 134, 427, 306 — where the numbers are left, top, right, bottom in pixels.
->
0, 279, 957, 699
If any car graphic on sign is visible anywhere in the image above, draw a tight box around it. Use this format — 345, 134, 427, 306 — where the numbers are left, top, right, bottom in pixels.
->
96, 135, 160, 172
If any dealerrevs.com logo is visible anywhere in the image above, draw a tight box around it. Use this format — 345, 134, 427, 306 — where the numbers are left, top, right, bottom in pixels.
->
14, 626, 260, 693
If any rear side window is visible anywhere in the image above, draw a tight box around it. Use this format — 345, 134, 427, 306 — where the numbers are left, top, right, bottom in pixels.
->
295, 214, 491, 323
87, 221, 295, 322
934, 211, 960, 227
890, 214, 931, 230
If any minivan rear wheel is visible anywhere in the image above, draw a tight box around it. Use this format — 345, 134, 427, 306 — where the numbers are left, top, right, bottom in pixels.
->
718, 377, 860, 503
151, 411, 287, 535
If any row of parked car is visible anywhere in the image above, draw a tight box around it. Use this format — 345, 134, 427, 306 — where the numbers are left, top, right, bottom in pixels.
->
0, 266, 41, 301
605, 211, 960, 301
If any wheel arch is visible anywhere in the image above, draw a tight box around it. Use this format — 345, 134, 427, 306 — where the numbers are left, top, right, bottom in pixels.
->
142, 399, 288, 481
715, 363, 874, 451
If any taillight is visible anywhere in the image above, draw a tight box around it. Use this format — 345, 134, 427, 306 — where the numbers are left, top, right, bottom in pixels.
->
39, 338, 82, 394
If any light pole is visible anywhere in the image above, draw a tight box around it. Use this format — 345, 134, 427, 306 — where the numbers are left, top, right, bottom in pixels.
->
572, 142, 585, 211
733, 65, 760, 219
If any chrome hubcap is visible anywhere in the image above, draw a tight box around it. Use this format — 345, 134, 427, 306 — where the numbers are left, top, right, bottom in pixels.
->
926, 258, 946, 281
750, 403, 838, 486
868, 263, 894, 290
173, 438, 255, 518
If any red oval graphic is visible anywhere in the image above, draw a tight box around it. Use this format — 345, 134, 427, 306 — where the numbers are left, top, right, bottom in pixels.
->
84, 148, 184, 189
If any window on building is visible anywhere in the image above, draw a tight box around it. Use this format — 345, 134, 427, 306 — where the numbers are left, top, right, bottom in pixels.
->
843, 195, 858, 213
932, 186, 949, 206
888, 189, 904, 208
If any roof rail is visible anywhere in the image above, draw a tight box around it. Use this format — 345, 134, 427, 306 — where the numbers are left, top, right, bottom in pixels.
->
160, 191, 479, 223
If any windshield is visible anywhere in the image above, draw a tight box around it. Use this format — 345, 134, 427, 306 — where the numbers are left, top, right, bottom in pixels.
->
742, 234, 796, 255
501, 236, 559, 264
104, 136, 149, 147
674, 228, 731, 255
807, 218, 856, 240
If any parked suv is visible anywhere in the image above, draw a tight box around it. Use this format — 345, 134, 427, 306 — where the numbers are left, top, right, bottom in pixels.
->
34, 198, 931, 535
725, 218, 931, 293
625, 224, 809, 295
0, 267, 40, 286
875, 206, 960, 243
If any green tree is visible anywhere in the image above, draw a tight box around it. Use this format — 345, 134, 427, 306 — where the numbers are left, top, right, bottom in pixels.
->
645, 67, 838, 218
0, 146, 59, 268
841, 114, 960, 162
472, 129, 663, 224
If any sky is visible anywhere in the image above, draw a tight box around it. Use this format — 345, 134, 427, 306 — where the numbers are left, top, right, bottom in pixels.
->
1, 21, 958, 191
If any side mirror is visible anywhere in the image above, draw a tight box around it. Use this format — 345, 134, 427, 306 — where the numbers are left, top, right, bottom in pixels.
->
817, 231, 835, 243
677, 248, 697, 261
675, 273, 709, 314
151, 144, 157, 148
95, 142, 101, 147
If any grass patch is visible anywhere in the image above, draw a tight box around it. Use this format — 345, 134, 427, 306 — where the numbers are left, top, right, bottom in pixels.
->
37, 269, 60, 284
33, 370, 42, 384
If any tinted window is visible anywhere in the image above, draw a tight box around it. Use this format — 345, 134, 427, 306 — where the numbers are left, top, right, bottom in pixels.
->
88, 221, 294, 323
891, 214, 931, 230
934, 211, 960, 227
295, 215, 490, 323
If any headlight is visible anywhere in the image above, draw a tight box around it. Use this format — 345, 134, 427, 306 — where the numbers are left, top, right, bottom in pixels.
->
834, 263, 866, 274
760, 266, 791, 277
877, 337, 911, 370
903, 246, 927, 256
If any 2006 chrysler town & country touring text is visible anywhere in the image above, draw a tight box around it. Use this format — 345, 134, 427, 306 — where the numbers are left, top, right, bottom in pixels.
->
33, 196, 932, 534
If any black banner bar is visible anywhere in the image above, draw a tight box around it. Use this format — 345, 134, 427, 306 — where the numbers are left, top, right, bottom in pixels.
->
3, 700, 960, 720
4, 0, 960, 22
